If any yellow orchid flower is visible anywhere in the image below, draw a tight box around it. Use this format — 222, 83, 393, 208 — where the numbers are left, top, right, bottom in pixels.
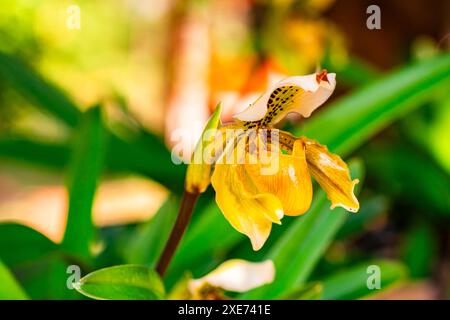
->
185, 70, 359, 251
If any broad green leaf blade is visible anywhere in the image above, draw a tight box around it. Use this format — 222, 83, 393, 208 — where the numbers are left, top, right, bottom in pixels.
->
0, 136, 69, 169
0, 260, 28, 300
0, 224, 57, 266
62, 106, 108, 259
241, 160, 364, 299
300, 53, 450, 156
76, 265, 165, 300
124, 197, 179, 267
321, 260, 407, 300
0, 52, 80, 127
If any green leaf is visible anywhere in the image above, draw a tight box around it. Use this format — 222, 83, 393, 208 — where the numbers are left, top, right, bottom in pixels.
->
321, 260, 408, 299
15, 255, 80, 299
0, 259, 29, 299
76, 265, 165, 300
0, 51, 80, 126
364, 142, 450, 218
300, 53, 450, 156
124, 197, 179, 267
0, 136, 69, 169
280, 282, 323, 300
402, 223, 436, 279
335, 195, 389, 240
62, 106, 108, 259
0, 223, 57, 266
241, 160, 364, 299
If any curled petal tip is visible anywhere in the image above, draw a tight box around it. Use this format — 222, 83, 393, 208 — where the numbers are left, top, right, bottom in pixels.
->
316, 69, 330, 84
250, 237, 266, 251
329, 178, 360, 213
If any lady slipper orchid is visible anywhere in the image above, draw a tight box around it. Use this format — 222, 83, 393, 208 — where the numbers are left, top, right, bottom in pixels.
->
185, 70, 359, 251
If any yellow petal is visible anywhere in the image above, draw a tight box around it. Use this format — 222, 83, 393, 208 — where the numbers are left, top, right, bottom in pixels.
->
302, 137, 359, 212
233, 71, 336, 127
211, 162, 283, 250
244, 139, 313, 216
188, 259, 275, 295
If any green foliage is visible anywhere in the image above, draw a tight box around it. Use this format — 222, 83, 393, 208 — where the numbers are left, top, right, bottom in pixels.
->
106, 132, 185, 192
321, 260, 408, 299
364, 142, 450, 218
0, 224, 57, 267
75, 265, 165, 300
0, 137, 69, 169
0, 260, 28, 300
0, 52, 185, 192
336, 195, 388, 240
0, 52, 80, 127
17, 255, 80, 300
281, 282, 323, 300
124, 197, 179, 267
402, 223, 437, 279
62, 106, 107, 259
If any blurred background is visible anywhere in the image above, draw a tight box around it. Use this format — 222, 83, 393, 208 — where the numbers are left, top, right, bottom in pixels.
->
0, 0, 449, 300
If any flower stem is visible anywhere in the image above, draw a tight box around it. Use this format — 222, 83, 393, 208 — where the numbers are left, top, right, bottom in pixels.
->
156, 190, 199, 276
